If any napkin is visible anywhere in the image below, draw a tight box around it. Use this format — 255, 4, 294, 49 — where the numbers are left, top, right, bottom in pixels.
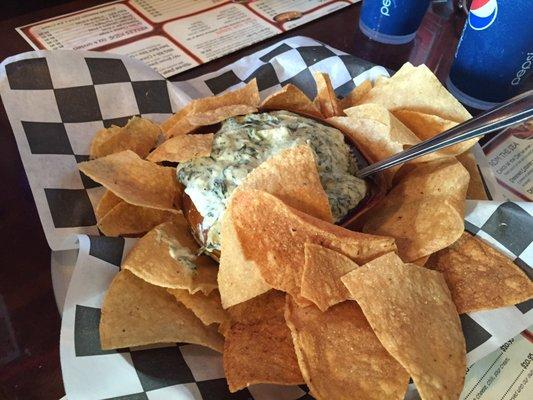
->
1, 36, 531, 400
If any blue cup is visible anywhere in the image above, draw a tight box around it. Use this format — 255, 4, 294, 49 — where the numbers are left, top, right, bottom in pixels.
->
359, 0, 432, 45
447, 0, 533, 109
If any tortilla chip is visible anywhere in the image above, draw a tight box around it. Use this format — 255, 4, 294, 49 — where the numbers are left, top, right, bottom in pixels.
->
187, 105, 257, 126
223, 291, 304, 392
147, 133, 213, 163
374, 75, 389, 87
164, 80, 260, 138
165, 114, 197, 138
341, 252, 466, 400
90, 117, 160, 159
328, 104, 422, 184
90, 125, 120, 157
393, 109, 478, 157
390, 158, 470, 204
260, 84, 321, 117
168, 288, 228, 326
218, 206, 271, 309
364, 158, 469, 261
300, 243, 358, 311
285, 298, 409, 400
365, 198, 465, 262
359, 63, 471, 122
313, 72, 342, 118
218, 145, 337, 308
89, 117, 161, 159
97, 202, 174, 236
95, 190, 122, 221
160, 102, 194, 134
227, 189, 396, 303
194, 79, 260, 113
412, 255, 430, 267
340, 80, 372, 110
122, 216, 218, 294
237, 145, 333, 222
456, 151, 489, 200
78, 150, 181, 212
100, 270, 223, 352
427, 232, 533, 313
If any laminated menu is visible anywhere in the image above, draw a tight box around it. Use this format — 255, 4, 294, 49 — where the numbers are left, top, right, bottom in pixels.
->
17, 0, 360, 78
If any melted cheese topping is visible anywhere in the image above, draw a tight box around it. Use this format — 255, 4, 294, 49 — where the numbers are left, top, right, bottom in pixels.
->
177, 111, 367, 251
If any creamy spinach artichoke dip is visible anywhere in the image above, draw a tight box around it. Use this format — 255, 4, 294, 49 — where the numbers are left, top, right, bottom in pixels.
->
177, 111, 367, 251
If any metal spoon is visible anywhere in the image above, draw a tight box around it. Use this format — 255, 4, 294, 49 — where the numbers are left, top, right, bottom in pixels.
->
357, 90, 533, 179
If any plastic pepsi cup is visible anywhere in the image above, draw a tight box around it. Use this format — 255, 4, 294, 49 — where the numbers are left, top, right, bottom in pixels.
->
447, 0, 533, 110
359, 0, 432, 45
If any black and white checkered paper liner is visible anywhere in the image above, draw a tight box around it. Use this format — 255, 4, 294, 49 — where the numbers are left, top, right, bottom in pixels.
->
1, 36, 531, 399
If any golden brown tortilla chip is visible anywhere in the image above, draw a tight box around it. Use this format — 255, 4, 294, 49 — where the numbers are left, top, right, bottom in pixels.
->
193, 79, 260, 113
78, 150, 181, 212
456, 151, 489, 200
365, 198, 465, 262
341, 252, 466, 400
160, 102, 193, 134
328, 104, 423, 184
360, 63, 472, 122
218, 209, 271, 309
358, 63, 471, 122
364, 158, 469, 261
123, 216, 218, 294
340, 80, 372, 110
218, 145, 337, 309
95, 190, 122, 221
237, 145, 333, 222
100, 270, 223, 352
147, 134, 213, 163
90, 117, 160, 159
187, 105, 257, 126
90, 125, 120, 156
228, 189, 396, 303
333, 104, 421, 161
313, 72, 342, 118
285, 298, 409, 400
168, 288, 228, 326
300, 243, 358, 311
412, 255, 430, 267
260, 84, 321, 117
427, 232, 533, 313
390, 158, 470, 205
393, 109, 478, 157
223, 291, 304, 392
97, 202, 174, 236
163, 80, 260, 138
165, 115, 197, 138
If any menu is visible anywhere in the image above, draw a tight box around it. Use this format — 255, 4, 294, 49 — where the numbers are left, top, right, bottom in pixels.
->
478, 122, 533, 201
16, 0, 359, 77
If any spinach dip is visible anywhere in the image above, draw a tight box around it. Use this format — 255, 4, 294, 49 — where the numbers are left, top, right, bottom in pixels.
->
177, 111, 367, 251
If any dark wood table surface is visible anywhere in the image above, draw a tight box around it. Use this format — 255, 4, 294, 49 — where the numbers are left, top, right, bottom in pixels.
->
0, 1, 466, 399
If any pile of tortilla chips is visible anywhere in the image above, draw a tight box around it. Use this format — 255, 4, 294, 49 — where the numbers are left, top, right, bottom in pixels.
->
77, 64, 533, 399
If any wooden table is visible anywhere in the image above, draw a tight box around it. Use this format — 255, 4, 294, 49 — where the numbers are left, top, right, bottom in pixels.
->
0, 1, 465, 398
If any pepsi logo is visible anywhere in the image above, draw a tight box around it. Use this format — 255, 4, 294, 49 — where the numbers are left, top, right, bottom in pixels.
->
469, 0, 498, 30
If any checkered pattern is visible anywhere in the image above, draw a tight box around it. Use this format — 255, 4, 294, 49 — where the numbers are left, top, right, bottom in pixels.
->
461, 201, 533, 363
61, 235, 310, 400
2, 37, 532, 399
174, 36, 389, 103
1, 37, 387, 251
0, 51, 179, 250
64, 197, 533, 400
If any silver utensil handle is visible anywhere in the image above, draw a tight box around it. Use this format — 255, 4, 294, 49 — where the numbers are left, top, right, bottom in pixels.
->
357, 89, 533, 179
